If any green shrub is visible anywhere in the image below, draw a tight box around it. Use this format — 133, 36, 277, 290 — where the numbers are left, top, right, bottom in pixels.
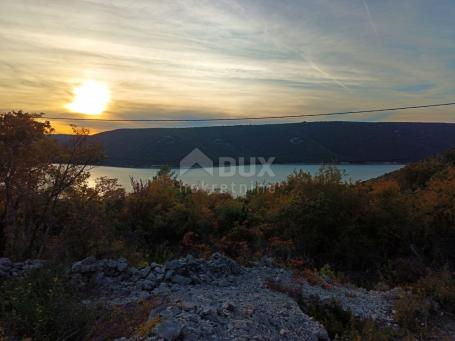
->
414, 270, 455, 314
382, 257, 427, 285
88, 299, 158, 340
0, 266, 93, 341
394, 293, 432, 336
394, 271, 455, 336
319, 264, 339, 283
298, 296, 398, 340
299, 296, 354, 339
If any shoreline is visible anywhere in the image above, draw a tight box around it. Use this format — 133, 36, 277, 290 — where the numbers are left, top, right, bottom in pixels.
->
89, 161, 408, 170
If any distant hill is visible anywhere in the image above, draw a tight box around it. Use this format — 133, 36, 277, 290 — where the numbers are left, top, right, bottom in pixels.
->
54, 121, 455, 167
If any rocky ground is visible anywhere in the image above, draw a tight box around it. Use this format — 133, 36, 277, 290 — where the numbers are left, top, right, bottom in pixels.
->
299, 277, 400, 325
1, 254, 401, 340
0, 257, 44, 277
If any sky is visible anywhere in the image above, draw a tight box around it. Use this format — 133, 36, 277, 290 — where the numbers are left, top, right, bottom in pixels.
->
0, 0, 454, 133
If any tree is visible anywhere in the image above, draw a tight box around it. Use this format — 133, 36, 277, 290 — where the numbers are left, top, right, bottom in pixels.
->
0, 111, 103, 258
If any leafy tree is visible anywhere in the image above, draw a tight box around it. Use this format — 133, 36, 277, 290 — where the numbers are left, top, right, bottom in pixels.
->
0, 111, 102, 258
121, 166, 194, 260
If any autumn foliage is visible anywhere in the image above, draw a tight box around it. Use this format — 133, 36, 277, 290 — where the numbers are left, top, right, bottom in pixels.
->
1, 112, 455, 287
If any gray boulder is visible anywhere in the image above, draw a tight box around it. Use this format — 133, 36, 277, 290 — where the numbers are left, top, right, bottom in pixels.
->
139, 266, 151, 279
171, 274, 192, 285
153, 319, 183, 340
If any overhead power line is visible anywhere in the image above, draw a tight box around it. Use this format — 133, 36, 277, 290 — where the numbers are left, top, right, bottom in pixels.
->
40, 101, 455, 122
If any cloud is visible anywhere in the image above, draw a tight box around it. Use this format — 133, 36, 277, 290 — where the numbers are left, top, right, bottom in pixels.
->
0, 0, 454, 133
395, 83, 435, 93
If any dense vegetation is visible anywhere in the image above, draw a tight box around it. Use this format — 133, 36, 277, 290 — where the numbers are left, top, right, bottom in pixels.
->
3, 112, 455, 279
0, 266, 94, 340
2, 111, 455, 339
56, 120, 455, 167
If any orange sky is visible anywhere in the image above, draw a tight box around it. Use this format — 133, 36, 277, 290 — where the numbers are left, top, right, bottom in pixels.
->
1, 1, 454, 134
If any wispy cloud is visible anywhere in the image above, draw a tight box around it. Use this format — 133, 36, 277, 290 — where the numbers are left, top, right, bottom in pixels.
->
361, 0, 379, 38
395, 83, 435, 93
0, 0, 454, 132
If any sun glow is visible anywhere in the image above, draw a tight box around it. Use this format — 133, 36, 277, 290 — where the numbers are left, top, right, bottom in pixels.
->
66, 80, 110, 115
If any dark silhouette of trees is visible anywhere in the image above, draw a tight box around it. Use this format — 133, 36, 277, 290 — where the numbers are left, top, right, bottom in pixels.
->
0, 111, 102, 258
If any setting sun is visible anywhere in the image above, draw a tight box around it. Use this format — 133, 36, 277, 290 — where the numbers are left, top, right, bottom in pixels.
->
66, 80, 110, 115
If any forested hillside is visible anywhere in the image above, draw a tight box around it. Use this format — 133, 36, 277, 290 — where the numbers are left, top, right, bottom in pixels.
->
55, 121, 455, 167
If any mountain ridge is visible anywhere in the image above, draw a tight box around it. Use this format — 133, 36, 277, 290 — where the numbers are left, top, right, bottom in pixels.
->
55, 121, 455, 167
